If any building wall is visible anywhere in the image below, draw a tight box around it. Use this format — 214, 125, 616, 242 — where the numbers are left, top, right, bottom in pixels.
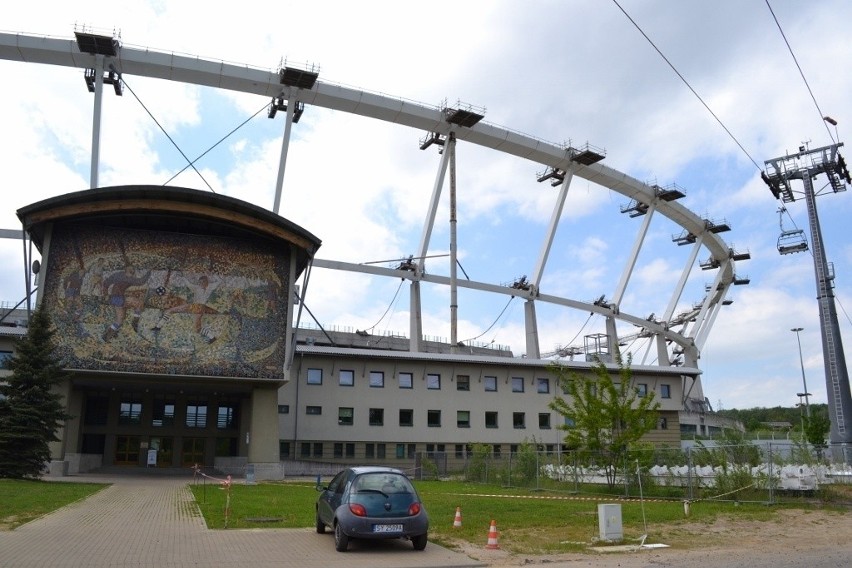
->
278, 351, 683, 462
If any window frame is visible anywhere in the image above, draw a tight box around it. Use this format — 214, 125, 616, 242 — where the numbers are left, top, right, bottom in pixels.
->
484, 375, 498, 392
369, 407, 384, 426
511, 376, 525, 393
338, 369, 354, 387
338, 407, 354, 426
306, 368, 323, 385
456, 375, 470, 391
426, 373, 441, 390
427, 409, 441, 427
369, 371, 384, 388
457, 410, 470, 428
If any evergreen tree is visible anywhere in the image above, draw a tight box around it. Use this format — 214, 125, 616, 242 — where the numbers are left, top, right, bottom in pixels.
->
0, 307, 71, 479
549, 353, 660, 488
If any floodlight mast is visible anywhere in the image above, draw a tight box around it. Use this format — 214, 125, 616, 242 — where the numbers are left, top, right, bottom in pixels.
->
763, 141, 852, 458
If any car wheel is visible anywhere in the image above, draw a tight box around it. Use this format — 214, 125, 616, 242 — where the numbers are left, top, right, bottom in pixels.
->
334, 522, 349, 552
412, 533, 428, 551
315, 511, 326, 534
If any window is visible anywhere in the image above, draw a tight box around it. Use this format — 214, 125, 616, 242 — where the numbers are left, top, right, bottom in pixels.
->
398, 372, 413, 389
396, 443, 406, 458
513, 412, 526, 429
485, 411, 498, 428
369, 371, 384, 388
660, 384, 671, 399
300, 442, 310, 457
636, 383, 648, 397
313, 442, 323, 457
369, 408, 384, 426
427, 373, 441, 390
484, 376, 497, 392
306, 405, 322, 415
457, 410, 470, 428
217, 403, 238, 429
399, 408, 414, 427
564, 416, 575, 427
84, 394, 109, 426
0, 350, 13, 369
537, 378, 550, 393
658, 417, 669, 430
493, 444, 502, 458
152, 395, 175, 427
279, 441, 290, 459
456, 375, 470, 391
346, 443, 355, 457
427, 410, 441, 427
366, 443, 375, 458
407, 444, 416, 458
455, 444, 465, 459
334, 443, 343, 458
338, 407, 353, 425
511, 377, 524, 392
538, 413, 551, 429
185, 401, 207, 428
307, 368, 322, 385
377, 443, 386, 459
119, 394, 143, 425
339, 369, 354, 386
277, 404, 290, 414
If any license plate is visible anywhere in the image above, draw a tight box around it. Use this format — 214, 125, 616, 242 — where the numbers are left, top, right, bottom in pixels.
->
373, 524, 403, 533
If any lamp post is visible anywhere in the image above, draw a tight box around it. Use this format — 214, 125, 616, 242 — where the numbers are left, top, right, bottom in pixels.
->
792, 327, 811, 418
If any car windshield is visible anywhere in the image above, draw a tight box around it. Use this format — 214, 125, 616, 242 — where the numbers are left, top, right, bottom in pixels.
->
353, 473, 413, 495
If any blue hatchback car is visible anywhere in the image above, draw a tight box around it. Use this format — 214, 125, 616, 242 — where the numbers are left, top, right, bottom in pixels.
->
315, 466, 429, 552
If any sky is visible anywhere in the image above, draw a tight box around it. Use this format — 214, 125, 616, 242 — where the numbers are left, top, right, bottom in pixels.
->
1, 0, 851, 411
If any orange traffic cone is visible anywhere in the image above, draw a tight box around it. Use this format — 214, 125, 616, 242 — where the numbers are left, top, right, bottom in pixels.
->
485, 519, 500, 549
453, 507, 463, 528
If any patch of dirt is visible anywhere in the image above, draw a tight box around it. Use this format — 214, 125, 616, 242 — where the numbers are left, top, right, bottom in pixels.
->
448, 509, 851, 567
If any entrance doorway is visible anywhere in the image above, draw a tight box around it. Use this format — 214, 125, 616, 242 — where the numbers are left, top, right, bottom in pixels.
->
181, 437, 205, 466
148, 437, 174, 468
114, 435, 141, 465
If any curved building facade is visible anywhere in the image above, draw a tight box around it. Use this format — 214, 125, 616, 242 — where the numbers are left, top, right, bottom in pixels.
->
17, 185, 321, 476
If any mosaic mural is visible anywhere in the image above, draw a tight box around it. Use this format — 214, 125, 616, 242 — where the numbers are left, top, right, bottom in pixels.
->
41, 224, 290, 379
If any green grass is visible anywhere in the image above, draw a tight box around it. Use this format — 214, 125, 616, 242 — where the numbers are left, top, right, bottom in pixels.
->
2, 477, 837, 557
0, 479, 108, 530
187, 478, 800, 554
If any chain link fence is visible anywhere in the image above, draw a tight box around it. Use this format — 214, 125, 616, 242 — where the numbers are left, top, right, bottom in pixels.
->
413, 442, 852, 505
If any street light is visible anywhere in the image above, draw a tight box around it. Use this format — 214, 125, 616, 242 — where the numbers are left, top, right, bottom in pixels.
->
791, 327, 811, 418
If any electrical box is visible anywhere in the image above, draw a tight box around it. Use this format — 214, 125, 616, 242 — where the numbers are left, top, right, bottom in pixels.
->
597, 503, 623, 542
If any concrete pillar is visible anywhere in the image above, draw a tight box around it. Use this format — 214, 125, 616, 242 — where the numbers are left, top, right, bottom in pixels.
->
247, 387, 280, 479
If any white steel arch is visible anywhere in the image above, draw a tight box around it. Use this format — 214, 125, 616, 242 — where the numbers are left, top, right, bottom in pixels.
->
0, 31, 749, 375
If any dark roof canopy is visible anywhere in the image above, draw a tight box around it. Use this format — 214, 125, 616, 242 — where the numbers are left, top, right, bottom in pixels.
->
17, 185, 321, 271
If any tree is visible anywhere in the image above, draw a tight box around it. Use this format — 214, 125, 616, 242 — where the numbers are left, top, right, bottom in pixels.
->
0, 307, 71, 479
548, 354, 660, 488
803, 411, 831, 462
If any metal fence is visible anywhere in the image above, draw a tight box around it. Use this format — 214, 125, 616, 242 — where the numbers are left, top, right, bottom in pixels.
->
413, 442, 852, 505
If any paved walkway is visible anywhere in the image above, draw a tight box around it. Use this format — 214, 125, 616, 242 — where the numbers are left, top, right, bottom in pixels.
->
0, 473, 484, 568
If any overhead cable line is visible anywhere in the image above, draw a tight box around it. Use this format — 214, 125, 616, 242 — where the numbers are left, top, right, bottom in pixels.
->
765, 0, 836, 144
163, 100, 270, 186
361, 278, 405, 333
460, 295, 515, 345
117, 70, 216, 193
611, 0, 762, 171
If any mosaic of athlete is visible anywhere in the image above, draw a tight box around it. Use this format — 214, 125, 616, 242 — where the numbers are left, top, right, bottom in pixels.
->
152, 273, 222, 343
101, 265, 152, 341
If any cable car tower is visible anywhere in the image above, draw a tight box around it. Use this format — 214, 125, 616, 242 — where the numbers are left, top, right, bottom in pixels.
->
763, 141, 852, 458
